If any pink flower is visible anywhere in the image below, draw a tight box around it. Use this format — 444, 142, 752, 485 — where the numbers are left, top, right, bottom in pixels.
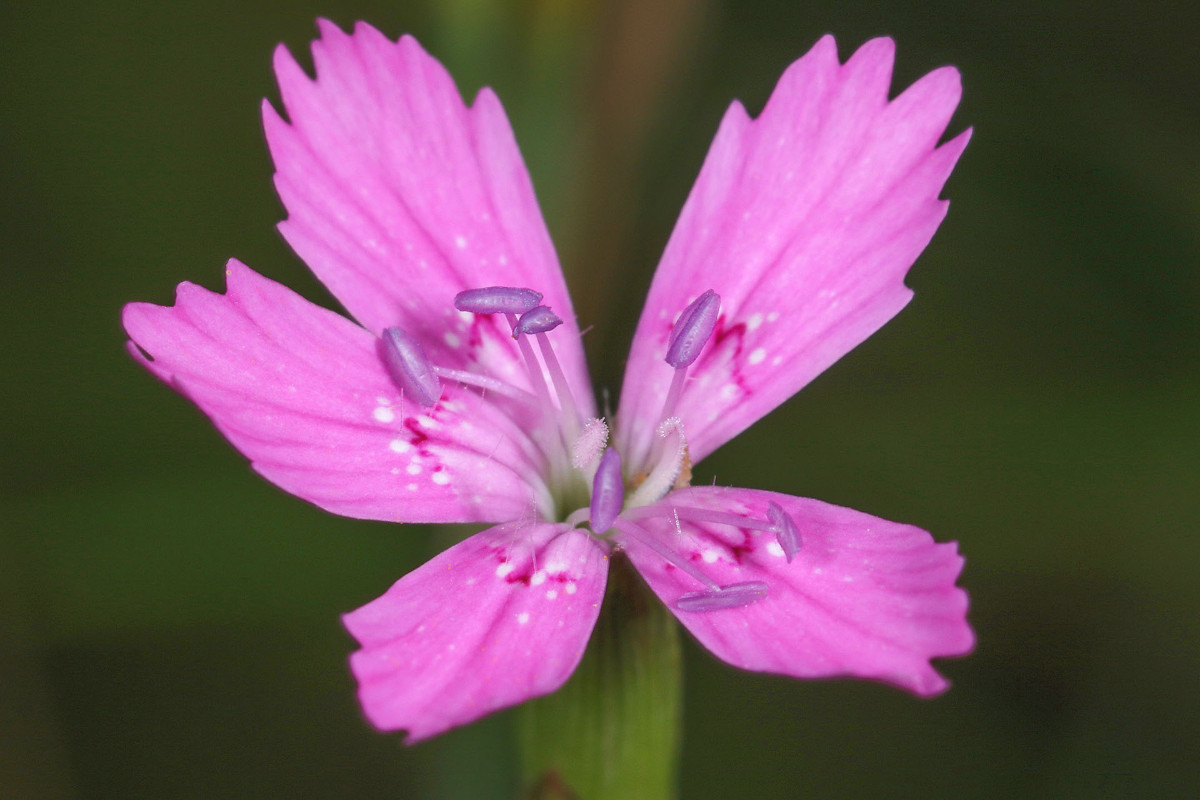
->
123, 21, 973, 743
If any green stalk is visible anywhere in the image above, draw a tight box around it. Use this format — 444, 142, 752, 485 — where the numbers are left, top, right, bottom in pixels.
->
517, 552, 683, 800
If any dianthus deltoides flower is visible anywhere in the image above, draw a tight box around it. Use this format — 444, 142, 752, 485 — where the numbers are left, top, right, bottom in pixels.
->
123, 21, 973, 743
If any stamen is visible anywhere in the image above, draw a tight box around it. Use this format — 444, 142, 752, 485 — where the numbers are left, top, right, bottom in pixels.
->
504, 312, 555, 408
534, 329, 580, 436
454, 286, 557, 410
454, 286, 543, 315
513, 306, 563, 338
589, 448, 624, 534
611, 518, 719, 591
658, 366, 689, 425
665, 289, 720, 368
430, 366, 538, 405
656, 289, 720, 427
766, 501, 801, 562
625, 504, 775, 534
676, 581, 769, 612
380, 327, 441, 407
571, 418, 609, 469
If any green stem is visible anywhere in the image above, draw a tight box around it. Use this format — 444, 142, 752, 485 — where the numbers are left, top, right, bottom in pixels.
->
517, 552, 682, 800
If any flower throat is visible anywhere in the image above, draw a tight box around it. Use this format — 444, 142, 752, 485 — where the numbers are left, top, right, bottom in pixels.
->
380, 285, 801, 611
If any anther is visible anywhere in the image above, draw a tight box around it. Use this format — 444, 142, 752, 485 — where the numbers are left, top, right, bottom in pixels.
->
766, 501, 801, 562
676, 581, 769, 612
513, 306, 563, 339
665, 289, 720, 368
589, 448, 624, 534
380, 327, 441, 407
454, 286, 543, 315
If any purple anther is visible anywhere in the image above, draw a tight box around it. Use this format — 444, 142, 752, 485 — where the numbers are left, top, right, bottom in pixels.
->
513, 306, 563, 339
589, 448, 624, 535
454, 286, 543, 315
676, 581, 769, 612
766, 501, 801, 562
665, 289, 720, 368
380, 327, 441, 407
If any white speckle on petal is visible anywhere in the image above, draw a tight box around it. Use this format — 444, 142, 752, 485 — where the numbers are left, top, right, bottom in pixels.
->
720, 384, 739, 400
389, 438, 411, 453
701, 549, 720, 564
516, 612, 530, 625
407, 483, 419, 491
766, 541, 786, 558
457, 309, 474, 324
496, 562, 515, 578
545, 589, 558, 600
564, 582, 577, 595
444, 332, 461, 348
746, 312, 764, 332
455, 235, 468, 249
416, 414, 437, 428
406, 464, 422, 475
766, 311, 779, 322
772, 356, 783, 366
390, 467, 400, 475
748, 348, 766, 365
431, 471, 450, 485
530, 571, 547, 586
373, 406, 395, 423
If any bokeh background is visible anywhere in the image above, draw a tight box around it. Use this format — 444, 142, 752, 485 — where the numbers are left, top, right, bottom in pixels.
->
3, 0, 1198, 797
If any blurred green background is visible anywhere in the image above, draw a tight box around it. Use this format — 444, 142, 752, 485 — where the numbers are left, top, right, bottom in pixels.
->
3, 0, 1198, 797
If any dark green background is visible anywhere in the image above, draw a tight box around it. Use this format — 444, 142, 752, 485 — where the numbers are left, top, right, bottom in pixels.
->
4, 1, 1198, 797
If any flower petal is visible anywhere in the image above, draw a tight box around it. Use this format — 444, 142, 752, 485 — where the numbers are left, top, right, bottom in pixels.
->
617, 37, 969, 470
264, 21, 593, 414
621, 486, 972, 695
123, 261, 552, 523
344, 523, 608, 742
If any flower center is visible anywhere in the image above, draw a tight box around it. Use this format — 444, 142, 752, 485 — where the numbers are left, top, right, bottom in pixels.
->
380, 285, 795, 612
